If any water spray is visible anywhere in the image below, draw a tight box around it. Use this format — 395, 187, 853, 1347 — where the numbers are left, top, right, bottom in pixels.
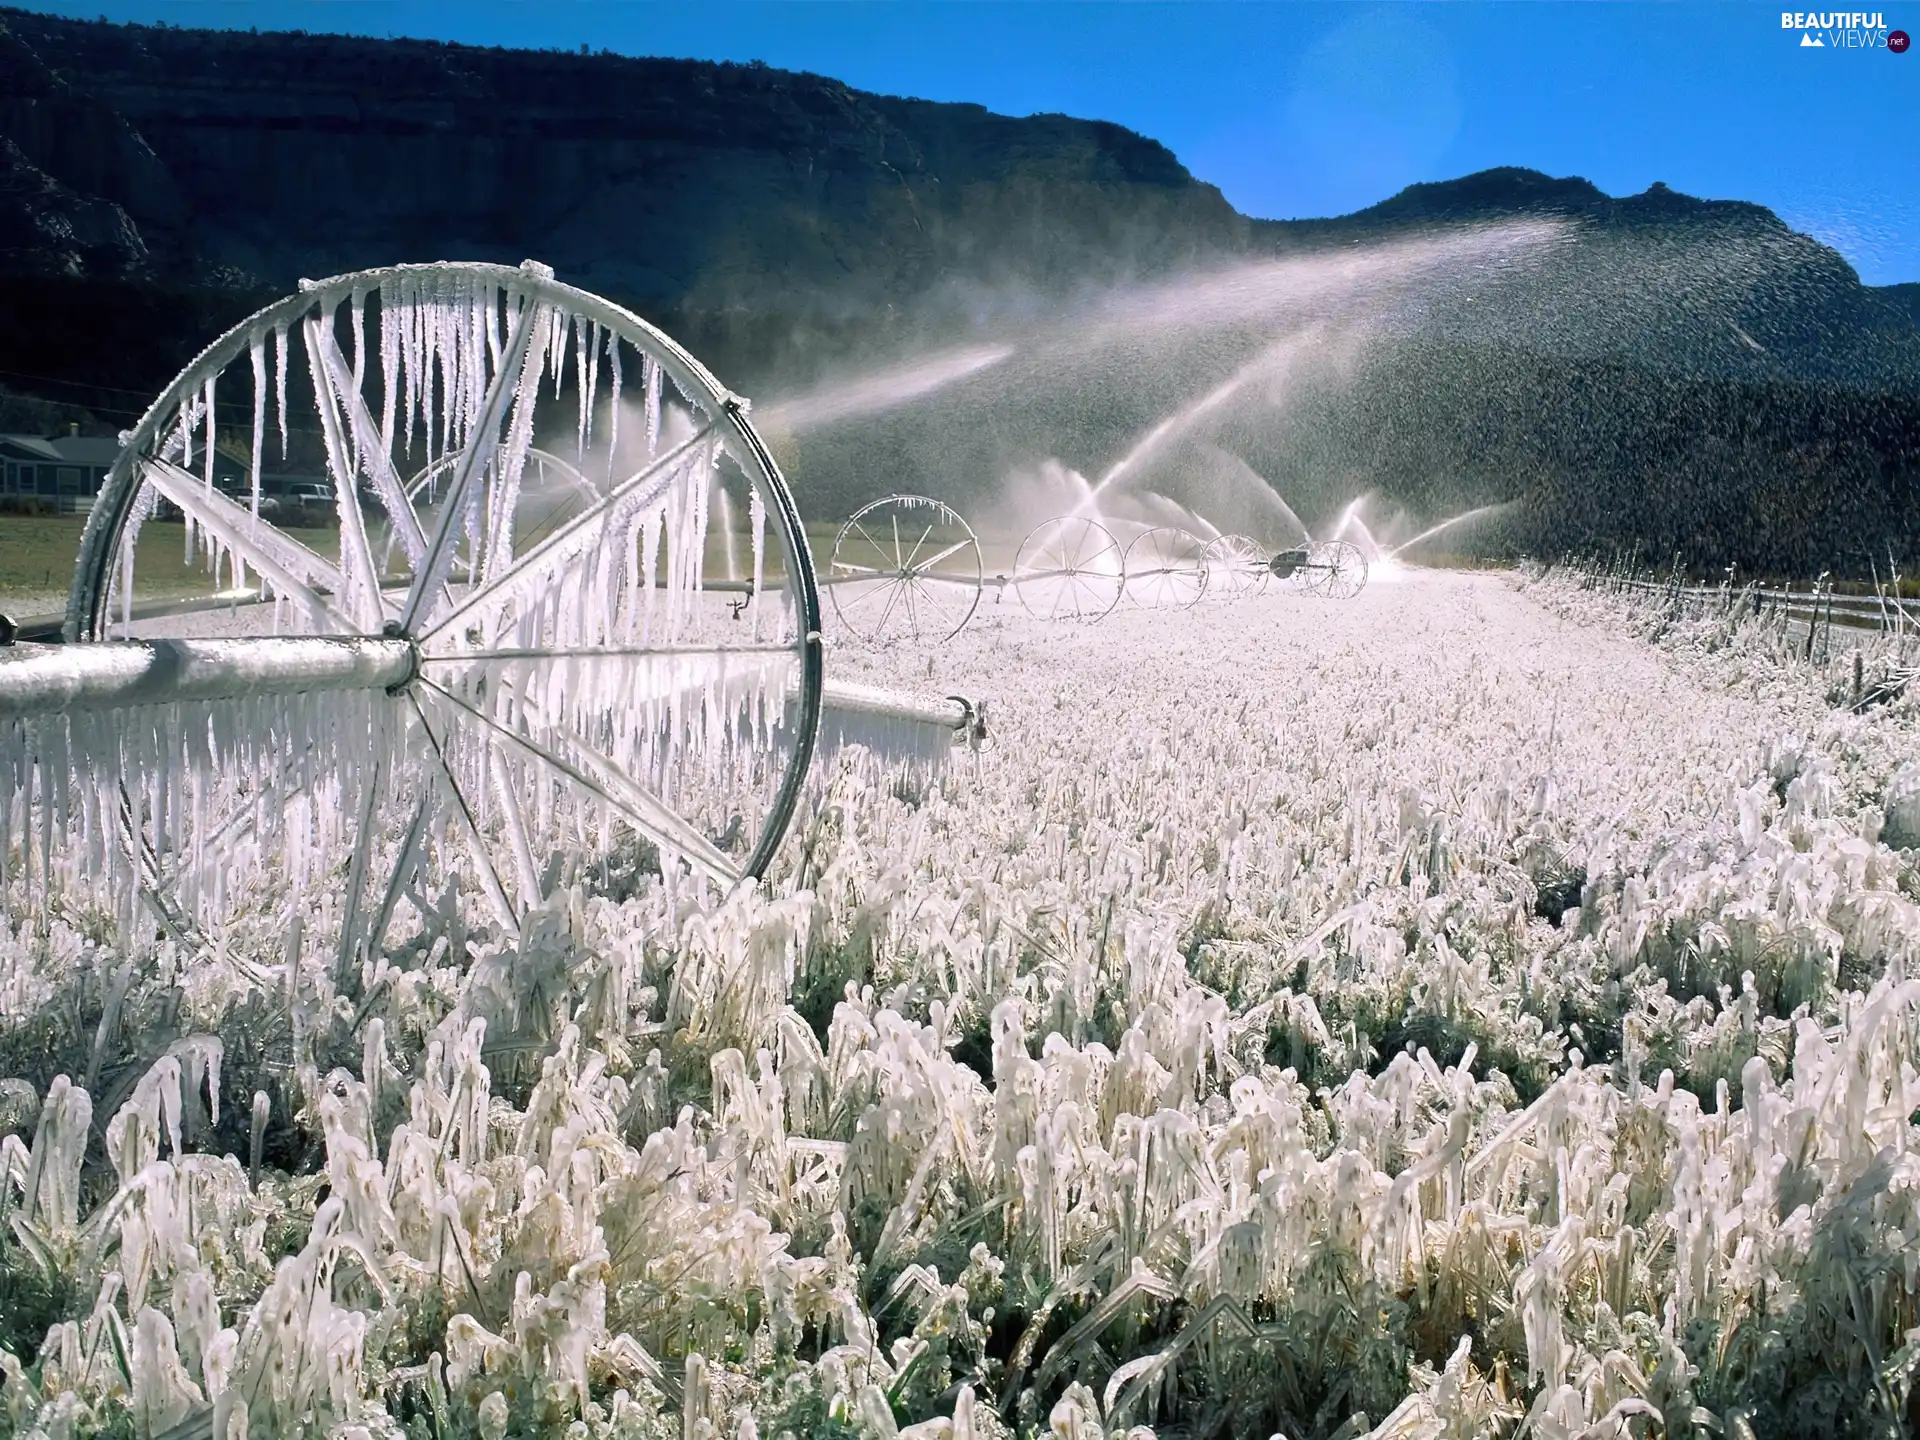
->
1386, 502, 1515, 559
758, 344, 1014, 432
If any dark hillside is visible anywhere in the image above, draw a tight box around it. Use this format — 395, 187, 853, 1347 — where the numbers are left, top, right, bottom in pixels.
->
0, 9, 1914, 574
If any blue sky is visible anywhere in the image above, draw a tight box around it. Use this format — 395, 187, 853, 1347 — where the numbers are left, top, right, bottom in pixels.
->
34, 2, 1920, 285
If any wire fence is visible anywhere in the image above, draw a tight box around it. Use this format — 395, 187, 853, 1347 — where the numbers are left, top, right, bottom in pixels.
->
1546, 551, 1920, 707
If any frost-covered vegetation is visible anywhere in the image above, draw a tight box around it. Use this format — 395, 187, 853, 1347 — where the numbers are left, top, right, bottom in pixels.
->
3, 568, 1919, 1440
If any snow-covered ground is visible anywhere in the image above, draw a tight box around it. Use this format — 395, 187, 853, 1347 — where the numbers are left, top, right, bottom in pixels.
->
2, 566, 1918, 1440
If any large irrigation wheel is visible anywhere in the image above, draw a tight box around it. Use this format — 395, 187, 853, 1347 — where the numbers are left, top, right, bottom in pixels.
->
827, 494, 984, 643
1013, 516, 1124, 622
1199, 534, 1271, 601
1308, 540, 1370, 599
1124, 527, 1209, 610
59, 259, 825, 950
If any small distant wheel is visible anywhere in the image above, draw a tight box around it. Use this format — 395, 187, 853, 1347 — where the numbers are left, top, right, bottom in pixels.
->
1124, 527, 1209, 610
1200, 534, 1270, 600
1014, 516, 1124, 622
1314, 540, 1369, 599
828, 494, 983, 643
400, 446, 597, 576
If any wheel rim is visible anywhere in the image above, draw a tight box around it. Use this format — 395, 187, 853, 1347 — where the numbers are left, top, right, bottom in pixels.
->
71, 260, 824, 948
827, 495, 984, 643
1318, 541, 1369, 599
1124, 528, 1209, 610
1200, 534, 1271, 600
1013, 516, 1124, 622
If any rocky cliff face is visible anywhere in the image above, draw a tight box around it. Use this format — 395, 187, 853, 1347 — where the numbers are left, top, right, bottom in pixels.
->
0, 9, 1249, 320
1, 8, 1914, 388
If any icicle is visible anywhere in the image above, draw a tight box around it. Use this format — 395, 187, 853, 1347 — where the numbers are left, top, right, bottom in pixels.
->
550, 309, 569, 402
248, 334, 266, 517
464, 277, 488, 454
273, 323, 290, 461
350, 289, 368, 409
749, 487, 767, 641
581, 321, 600, 458
486, 282, 503, 374
201, 375, 216, 494
402, 278, 420, 462
380, 280, 399, 474
429, 277, 448, 467
305, 320, 383, 626
480, 311, 550, 585
644, 356, 661, 456
606, 332, 623, 485
576, 320, 592, 459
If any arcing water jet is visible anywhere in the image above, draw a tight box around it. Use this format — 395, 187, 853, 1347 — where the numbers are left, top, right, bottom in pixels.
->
758, 344, 1014, 432
1386, 502, 1516, 559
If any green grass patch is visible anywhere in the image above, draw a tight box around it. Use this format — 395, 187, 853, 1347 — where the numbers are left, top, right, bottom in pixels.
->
0, 514, 340, 614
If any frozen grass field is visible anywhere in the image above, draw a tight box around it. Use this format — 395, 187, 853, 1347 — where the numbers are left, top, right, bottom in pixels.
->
3, 566, 1919, 1440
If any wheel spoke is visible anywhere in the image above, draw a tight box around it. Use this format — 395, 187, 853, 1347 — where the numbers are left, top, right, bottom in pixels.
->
366, 793, 433, 961
507, 485, 593, 559
305, 317, 390, 627
308, 315, 429, 567
904, 579, 924, 640
870, 573, 910, 636
1076, 571, 1102, 616
898, 520, 936, 573
419, 421, 718, 645
334, 756, 385, 985
400, 291, 545, 633
489, 745, 545, 910
418, 676, 741, 886
850, 520, 888, 567
138, 458, 352, 629
840, 575, 909, 613
910, 537, 973, 574
424, 416, 718, 641
405, 690, 520, 929
422, 642, 797, 664
1047, 570, 1070, 620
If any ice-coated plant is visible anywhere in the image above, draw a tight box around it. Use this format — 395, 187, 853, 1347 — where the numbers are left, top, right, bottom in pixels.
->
1, 562, 1918, 1440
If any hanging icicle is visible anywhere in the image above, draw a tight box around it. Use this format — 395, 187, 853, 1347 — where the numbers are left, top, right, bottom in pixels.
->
249, 333, 267, 518
273, 322, 290, 461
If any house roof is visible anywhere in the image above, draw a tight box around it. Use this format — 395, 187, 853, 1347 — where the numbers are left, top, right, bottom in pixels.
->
0, 434, 124, 466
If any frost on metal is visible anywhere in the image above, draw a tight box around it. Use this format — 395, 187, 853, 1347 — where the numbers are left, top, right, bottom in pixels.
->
11, 262, 956, 949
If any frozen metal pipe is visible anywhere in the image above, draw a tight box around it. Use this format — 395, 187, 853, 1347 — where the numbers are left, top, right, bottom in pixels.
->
820, 680, 975, 736
0, 638, 987, 762
0, 636, 417, 720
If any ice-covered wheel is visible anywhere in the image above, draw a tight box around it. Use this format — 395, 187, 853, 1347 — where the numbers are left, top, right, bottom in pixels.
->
827, 494, 984, 643
52, 259, 825, 954
1311, 540, 1369, 599
1124, 527, 1209, 610
1013, 516, 1124, 622
1199, 533, 1271, 601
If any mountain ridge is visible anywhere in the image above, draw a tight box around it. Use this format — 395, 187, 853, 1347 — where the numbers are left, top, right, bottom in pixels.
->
0, 9, 1911, 331
0, 8, 1913, 576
